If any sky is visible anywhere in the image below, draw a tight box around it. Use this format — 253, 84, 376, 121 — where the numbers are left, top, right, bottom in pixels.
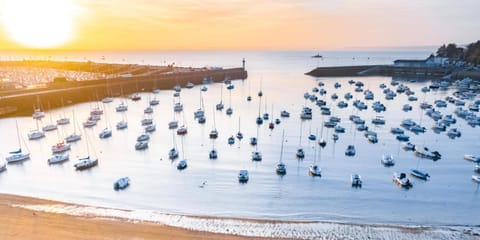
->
0, 0, 479, 50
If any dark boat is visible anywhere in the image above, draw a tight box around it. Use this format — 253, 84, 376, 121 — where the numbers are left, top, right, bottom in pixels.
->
410, 169, 430, 180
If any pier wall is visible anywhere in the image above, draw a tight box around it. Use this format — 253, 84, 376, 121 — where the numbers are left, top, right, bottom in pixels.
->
0, 68, 247, 118
305, 65, 452, 78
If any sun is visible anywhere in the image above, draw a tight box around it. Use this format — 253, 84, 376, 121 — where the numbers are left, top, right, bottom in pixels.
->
2, 0, 77, 48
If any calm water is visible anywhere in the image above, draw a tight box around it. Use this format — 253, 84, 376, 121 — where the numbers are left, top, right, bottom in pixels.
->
1, 50, 479, 226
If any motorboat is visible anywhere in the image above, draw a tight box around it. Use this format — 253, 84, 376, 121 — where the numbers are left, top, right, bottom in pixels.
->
131, 94, 141, 101
357, 124, 368, 131
0, 162, 6, 172
309, 165, 322, 177
209, 149, 218, 159
144, 106, 153, 114
415, 146, 441, 160
337, 101, 348, 108
393, 172, 413, 188
149, 98, 160, 106
308, 134, 316, 141
250, 137, 257, 146
344, 92, 353, 100
173, 92, 180, 97
275, 118, 281, 124
321, 107, 331, 115
371, 117, 385, 125
168, 120, 178, 129
276, 163, 286, 175
263, 113, 269, 120
209, 129, 218, 139
367, 133, 378, 143
236, 132, 244, 140
174, 85, 182, 92
216, 102, 224, 110
88, 115, 101, 122
51, 142, 71, 153
48, 153, 69, 164
432, 121, 446, 131
28, 130, 45, 140
116, 120, 128, 130
226, 84, 234, 90
324, 121, 336, 128
113, 177, 130, 190
99, 128, 112, 138
408, 96, 418, 101
410, 125, 426, 133
74, 156, 98, 170
251, 151, 262, 161
351, 174, 362, 187
197, 115, 206, 123
177, 159, 188, 170
136, 134, 150, 142
345, 145, 356, 156
348, 79, 355, 85
300, 107, 312, 120
381, 154, 395, 166
238, 170, 249, 182
446, 128, 460, 138
331, 93, 338, 100
135, 141, 148, 150
403, 142, 415, 151
247, 96, 252, 101
226, 107, 233, 115
464, 155, 479, 163
174, 103, 183, 112
410, 169, 430, 180
475, 165, 480, 173
168, 148, 179, 160
334, 82, 341, 88
116, 103, 128, 112
141, 118, 153, 126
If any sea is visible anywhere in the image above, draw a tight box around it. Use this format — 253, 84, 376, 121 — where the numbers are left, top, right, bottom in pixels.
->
1, 49, 479, 229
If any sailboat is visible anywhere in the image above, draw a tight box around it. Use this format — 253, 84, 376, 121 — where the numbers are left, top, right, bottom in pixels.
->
296, 120, 305, 158
247, 79, 252, 101
65, 110, 82, 143
256, 96, 264, 125
263, 97, 269, 120
99, 104, 112, 138
226, 87, 233, 115
236, 117, 243, 140
258, 78, 263, 97
168, 129, 179, 160
32, 96, 45, 119
309, 129, 321, 177
177, 110, 188, 135
195, 89, 206, 123
116, 112, 128, 130
318, 117, 327, 148
251, 126, 262, 161
42, 103, 58, 131
56, 98, 70, 125
209, 138, 218, 159
269, 104, 275, 129
216, 86, 225, 110
5, 120, 30, 163
177, 136, 188, 170
51, 127, 71, 154
74, 129, 98, 170
275, 130, 287, 175
28, 118, 45, 140
209, 108, 218, 139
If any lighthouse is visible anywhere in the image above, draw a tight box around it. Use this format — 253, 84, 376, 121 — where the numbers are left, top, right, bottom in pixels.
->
242, 58, 245, 70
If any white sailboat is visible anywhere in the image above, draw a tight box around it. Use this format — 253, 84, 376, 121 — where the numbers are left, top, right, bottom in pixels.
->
28, 118, 45, 140
209, 108, 218, 139
216, 86, 224, 110
309, 128, 321, 177
65, 110, 81, 143
276, 130, 287, 175
42, 103, 58, 131
5, 120, 30, 163
251, 126, 262, 161
116, 111, 128, 130
56, 98, 70, 125
169, 99, 179, 129
296, 120, 305, 158
99, 104, 112, 138
256, 95, 263, 125
74, 128, 98, 170
168, 129, 179, 160
226, 86, 233, 115
177, 136, 188, 170
236, 117, 243, 140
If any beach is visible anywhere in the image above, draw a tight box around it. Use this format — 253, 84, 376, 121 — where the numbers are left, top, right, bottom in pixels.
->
0, 193, 258, 240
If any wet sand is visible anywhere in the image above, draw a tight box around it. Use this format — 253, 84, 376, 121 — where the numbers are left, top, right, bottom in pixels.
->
0, 193, 265, 240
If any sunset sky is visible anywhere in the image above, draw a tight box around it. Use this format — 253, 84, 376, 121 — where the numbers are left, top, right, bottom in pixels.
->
0, 0, 479, 50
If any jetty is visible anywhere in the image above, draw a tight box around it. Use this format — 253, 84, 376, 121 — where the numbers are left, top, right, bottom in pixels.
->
0, 60, 247, 117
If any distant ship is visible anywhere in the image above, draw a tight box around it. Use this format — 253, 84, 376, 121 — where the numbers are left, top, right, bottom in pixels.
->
311, 53, 322, 58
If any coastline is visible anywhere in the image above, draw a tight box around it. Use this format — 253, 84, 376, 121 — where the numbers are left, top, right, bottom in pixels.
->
1, 193, 478, 240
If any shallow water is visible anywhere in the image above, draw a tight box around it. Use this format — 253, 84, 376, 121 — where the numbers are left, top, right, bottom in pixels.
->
1, 50, 479, 226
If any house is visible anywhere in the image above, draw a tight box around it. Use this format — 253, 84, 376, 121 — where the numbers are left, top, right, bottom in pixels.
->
394, 54, 449, 68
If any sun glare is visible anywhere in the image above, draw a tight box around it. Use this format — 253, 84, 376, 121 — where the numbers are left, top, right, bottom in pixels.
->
2, 0, 77, 48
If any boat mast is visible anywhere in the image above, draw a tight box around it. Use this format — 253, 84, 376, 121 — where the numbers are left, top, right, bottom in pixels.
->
15, 120, 21, 150
280, 129, 285, 163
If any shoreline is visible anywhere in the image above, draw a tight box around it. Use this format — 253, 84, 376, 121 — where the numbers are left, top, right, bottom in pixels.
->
1, 193, 478, 240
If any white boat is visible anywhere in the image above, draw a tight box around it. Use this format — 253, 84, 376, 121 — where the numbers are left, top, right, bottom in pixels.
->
141, 117, 153, 126
227, 136, 235, 145
114, 177, 130, 190
48, 153, 69, 164
432, 121, 446, 131
99, 128, 112, 138
393, 172, 412, 188
32, 108, 45, 119
116, 102, 128, 112
150, 98, 160, 106
102, 97, 113, 103
250, 137, 257, 146
145, 124, 156, 133
396, 134, 410, 141
136, 134, 150, 142
51, 141, 71, 153
402, 104, 412, 111
345, 145, 356, 156
186, 82, 194, 88
372, 116, 385, 125
74, 156, 98, 170
42, 123, 58, 132
351, 174, 362, 187
6, 122, 31, 163
144, 106, 153, 114
174, 85, 181, 92
415, 146, 441, 160
309, 165, 322, 177
275, 130, 287, 175
464, 155, 480, 163
410, 169, 430, 180
280, 110, 290, 117
201, 85, 208, 92
381, 154, 395, 166
116, 120, 128, 130
56, 117, 70, 125
174, 102, 183, 112
474, 165, 480, 173
251, 151, 262, 161
238, 169, 249, 182
472, 175, 480, 183
82, 120, 97, 128
169, 148, 179, 160
135, 141, 148, 150
28, 129, 45, 140
410, 125, 426, 133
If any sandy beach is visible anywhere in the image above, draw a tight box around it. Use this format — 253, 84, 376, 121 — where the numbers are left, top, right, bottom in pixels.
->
0, 193, 261, 240
1, 193, 479, 240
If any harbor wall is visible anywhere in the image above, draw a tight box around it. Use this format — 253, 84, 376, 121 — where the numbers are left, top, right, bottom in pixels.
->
0, 68, 247, 118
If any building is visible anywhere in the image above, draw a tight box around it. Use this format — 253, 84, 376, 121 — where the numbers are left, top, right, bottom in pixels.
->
393, 54, 449, 68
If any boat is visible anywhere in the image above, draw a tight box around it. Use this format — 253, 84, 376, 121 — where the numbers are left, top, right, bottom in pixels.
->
116, 119, 128, 130
144, 106, 153, 114
74, 156, 98, 170
251, 151, 262, 161
141, 117, 153, 126
136, 134, 150, 142
390, 127, 404, 134
145, 124, 156, 133
250, 137, 257, 146
432, 121, 446, 131
351, 174, 362, 187
209, 149, 218, 159
82, 120, 97, 128
168, 147, 179, 160
238, 169, 249, 182
48, 153, 69, 164
403, 142, 415, 151
332, 134, 339, 142
186, 82, 194, 88
174, 102, 183, 112
275, 130, 287, 175
414, 146, 441, 160
280, 110, 290, 117
113, 177, 130, 190
381, 154, 395, 166
56, 117, 70, 125
311, 53, 322, 58
308, 134, 316, 141
135, 141, 148, 150
402, 104, 413, 111
472, 175, 480, 183
177, 125, 187, 135
236, 117, 243, 140
410, 169, 430, 180
177, 159, 187, 170
464, 155, 480, 163
334, 125, 345, 133
102, 97, 113, 103
216, 86, 225, 110
51, 141, 71, 154
0, 161, 6, 172
309, 165, 322, 177
131, 94, 141, 101
345, 145, 355, 156
393, 172, 413, 188
116, 102, 128, 112
396, 134, 410, 141
32, 108, 45, 119
5, 121, 31, 163
228, 136, 235, 145
300, 107, 312, 119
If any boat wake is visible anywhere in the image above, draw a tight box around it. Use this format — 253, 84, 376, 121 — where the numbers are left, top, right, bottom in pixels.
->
12, 204, 479, 239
